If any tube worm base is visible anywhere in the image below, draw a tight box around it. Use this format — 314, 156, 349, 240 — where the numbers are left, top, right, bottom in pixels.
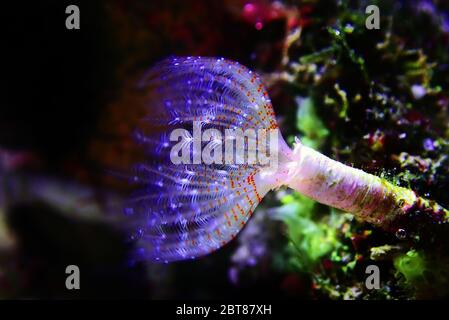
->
281, 140, 448, 228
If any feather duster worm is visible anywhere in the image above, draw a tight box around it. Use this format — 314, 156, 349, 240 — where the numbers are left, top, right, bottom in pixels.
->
125, 56, 449, 263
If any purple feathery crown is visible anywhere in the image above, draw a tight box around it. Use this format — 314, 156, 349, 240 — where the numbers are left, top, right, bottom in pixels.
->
125, 56, 280, 262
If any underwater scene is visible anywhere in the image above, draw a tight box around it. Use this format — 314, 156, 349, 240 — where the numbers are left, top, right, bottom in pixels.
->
1, 0, 449, 301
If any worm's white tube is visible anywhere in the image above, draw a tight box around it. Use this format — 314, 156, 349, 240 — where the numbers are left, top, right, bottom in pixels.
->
282, 141, 417, 226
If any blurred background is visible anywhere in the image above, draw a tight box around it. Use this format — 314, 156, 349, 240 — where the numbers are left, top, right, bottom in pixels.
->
1, 0, 449, 299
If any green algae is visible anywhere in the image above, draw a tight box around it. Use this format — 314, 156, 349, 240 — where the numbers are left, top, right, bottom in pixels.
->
274, 193, 344, 272
296, 97, 329, 149
273, 0, 449, 299
394, 250, 426, 284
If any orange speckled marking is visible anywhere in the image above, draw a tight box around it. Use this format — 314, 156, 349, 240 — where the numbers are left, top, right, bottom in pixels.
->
236, 204, 245, 216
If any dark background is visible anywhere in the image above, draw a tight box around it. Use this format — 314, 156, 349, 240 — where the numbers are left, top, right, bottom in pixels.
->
0, 0, 297, 299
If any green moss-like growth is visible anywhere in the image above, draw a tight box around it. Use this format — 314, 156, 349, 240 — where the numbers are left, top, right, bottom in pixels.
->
394, 250, 426, 284
271, 0, 449, 299
274, 193, 344, 272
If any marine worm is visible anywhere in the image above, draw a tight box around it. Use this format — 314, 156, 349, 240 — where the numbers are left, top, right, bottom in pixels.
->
126, 56, 449, 263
